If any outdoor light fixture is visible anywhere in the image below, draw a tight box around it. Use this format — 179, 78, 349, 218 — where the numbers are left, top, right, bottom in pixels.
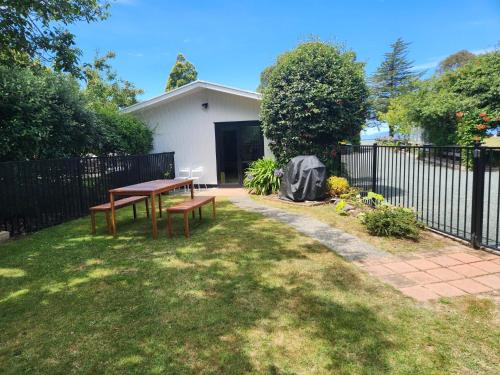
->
202, 102, 208, 109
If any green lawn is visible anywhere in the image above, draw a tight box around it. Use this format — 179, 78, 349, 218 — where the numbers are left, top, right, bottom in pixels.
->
0, 198, 498, 374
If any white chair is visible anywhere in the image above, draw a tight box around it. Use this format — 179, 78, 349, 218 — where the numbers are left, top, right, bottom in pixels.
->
174, 167, 190, 192
190, 167, 206, 190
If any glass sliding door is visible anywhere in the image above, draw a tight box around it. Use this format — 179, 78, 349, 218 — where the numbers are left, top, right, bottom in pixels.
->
215, 121, 264, 186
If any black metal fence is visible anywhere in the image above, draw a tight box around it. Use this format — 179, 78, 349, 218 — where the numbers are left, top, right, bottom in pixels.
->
0, 152, 175, 235
338, 144, 500, 253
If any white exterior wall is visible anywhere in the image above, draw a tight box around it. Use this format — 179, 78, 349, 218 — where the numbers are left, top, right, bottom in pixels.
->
134, 88, 271, 185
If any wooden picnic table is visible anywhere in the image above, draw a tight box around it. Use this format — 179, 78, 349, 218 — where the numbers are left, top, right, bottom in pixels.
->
109, 179, 194, 239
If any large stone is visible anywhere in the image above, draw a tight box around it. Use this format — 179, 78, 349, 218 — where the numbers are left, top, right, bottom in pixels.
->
0, 231, 10, 243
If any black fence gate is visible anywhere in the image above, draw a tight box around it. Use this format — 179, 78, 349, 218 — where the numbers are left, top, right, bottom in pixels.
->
0, 152, 175, 235
337, 144, 500, 253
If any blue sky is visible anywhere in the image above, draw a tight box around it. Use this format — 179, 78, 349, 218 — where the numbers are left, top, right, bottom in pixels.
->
71, 0, 499, 124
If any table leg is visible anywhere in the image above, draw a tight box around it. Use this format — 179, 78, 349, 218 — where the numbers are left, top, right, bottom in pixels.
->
158, 194, 162, 218
145, 198, 150, 218
110, 192, 116, 235
133, 204, 137, 220
199, 207, 202, 220
150, 192, 158, 239
106, 211, 112, 234
212, 199, 216, 219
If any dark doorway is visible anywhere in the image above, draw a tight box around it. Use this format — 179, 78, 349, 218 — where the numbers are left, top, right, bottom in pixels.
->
215, 121, 264, 186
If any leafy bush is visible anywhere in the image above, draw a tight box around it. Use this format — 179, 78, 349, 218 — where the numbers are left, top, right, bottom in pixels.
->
327, 176, 350, 197
360, 206, 423, 240
362, 191, 385, 206
243, 158, 281, 195
335, 199, 347, 215
260, 41, 369, 171
0, 63, 152, 161
0, 63, 97, 161
94, 106, 153, 155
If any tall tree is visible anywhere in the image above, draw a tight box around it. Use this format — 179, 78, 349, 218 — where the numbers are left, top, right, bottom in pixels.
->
437, 50, 475, 74
82, 51, 144, 109
370, 38, 421, 135
165, 53, 198, 91
0, 0, 109, 76
261, 41, 368, 171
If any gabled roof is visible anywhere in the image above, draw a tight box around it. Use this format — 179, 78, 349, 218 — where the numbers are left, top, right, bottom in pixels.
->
121, 80, 262, 114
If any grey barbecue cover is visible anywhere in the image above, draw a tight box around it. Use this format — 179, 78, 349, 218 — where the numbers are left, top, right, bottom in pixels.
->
279, 155, 327, 202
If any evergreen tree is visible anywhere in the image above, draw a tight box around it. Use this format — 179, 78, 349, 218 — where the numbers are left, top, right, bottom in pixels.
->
370, 38, 420, 135
165, 53, 198, 91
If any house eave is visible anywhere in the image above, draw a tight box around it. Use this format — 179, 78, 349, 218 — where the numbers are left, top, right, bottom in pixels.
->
121, 80, 262, 114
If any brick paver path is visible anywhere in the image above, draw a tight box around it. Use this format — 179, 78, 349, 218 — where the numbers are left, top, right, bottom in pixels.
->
231, 196, 499, 302
355, 246, 499, 301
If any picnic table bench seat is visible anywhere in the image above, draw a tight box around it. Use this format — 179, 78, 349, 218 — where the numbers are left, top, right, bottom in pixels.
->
90, 196, 149, 234
167, 196, 216, 238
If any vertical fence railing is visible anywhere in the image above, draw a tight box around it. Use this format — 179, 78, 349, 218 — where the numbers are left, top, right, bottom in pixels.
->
0, 152, 175, 236
337, 144, 499, 252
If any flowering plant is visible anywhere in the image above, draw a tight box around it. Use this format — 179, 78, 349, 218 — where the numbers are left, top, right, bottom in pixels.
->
456, 110, 500, 147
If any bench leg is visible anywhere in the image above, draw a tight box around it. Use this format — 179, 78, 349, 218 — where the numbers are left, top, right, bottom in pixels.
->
183, 212, 189, 238
199, 207, 202, 221
167, 212, 173, 238
105, 211, 112, 234
212, 199, 216, 219
133, 204, 137, 221
91, 211, 96, 234
145, 198, 150, 218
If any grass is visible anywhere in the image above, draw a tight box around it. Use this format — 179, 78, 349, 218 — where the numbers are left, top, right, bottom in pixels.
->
0, 198, 499, 374
253, 196, 452, 255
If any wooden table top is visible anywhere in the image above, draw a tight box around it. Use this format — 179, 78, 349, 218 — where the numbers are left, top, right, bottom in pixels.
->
110, 179, 193, 194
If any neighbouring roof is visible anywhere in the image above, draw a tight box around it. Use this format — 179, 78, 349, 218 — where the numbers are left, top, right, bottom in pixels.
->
121, 80, 262, 114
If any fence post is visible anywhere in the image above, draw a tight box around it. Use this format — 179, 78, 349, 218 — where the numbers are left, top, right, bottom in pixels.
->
76, 158, 85, 215
371, 143, 378, 193
470, 142, 486, 248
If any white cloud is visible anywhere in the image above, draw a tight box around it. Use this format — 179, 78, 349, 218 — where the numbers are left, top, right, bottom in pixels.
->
412, 60, 439, 71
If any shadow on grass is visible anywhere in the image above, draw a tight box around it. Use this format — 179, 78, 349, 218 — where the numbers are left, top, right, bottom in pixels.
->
0, 200, 402, 373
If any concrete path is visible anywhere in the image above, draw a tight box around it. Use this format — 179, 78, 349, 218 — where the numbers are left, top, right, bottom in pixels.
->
229, 196, 388, 261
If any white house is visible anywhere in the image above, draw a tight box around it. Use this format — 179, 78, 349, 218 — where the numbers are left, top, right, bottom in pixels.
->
122, 80, 273, 186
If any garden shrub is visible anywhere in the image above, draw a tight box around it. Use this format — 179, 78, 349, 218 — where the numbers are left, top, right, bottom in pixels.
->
327, 176, 350, 197
243, 158, 281, 195
260, 41, 369, 171
360, 206, 423, 240
94, 106, 153, 155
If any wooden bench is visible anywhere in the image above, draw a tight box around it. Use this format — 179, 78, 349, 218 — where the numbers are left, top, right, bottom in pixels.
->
167, 196, 216, 238
90, 196, 149, 234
